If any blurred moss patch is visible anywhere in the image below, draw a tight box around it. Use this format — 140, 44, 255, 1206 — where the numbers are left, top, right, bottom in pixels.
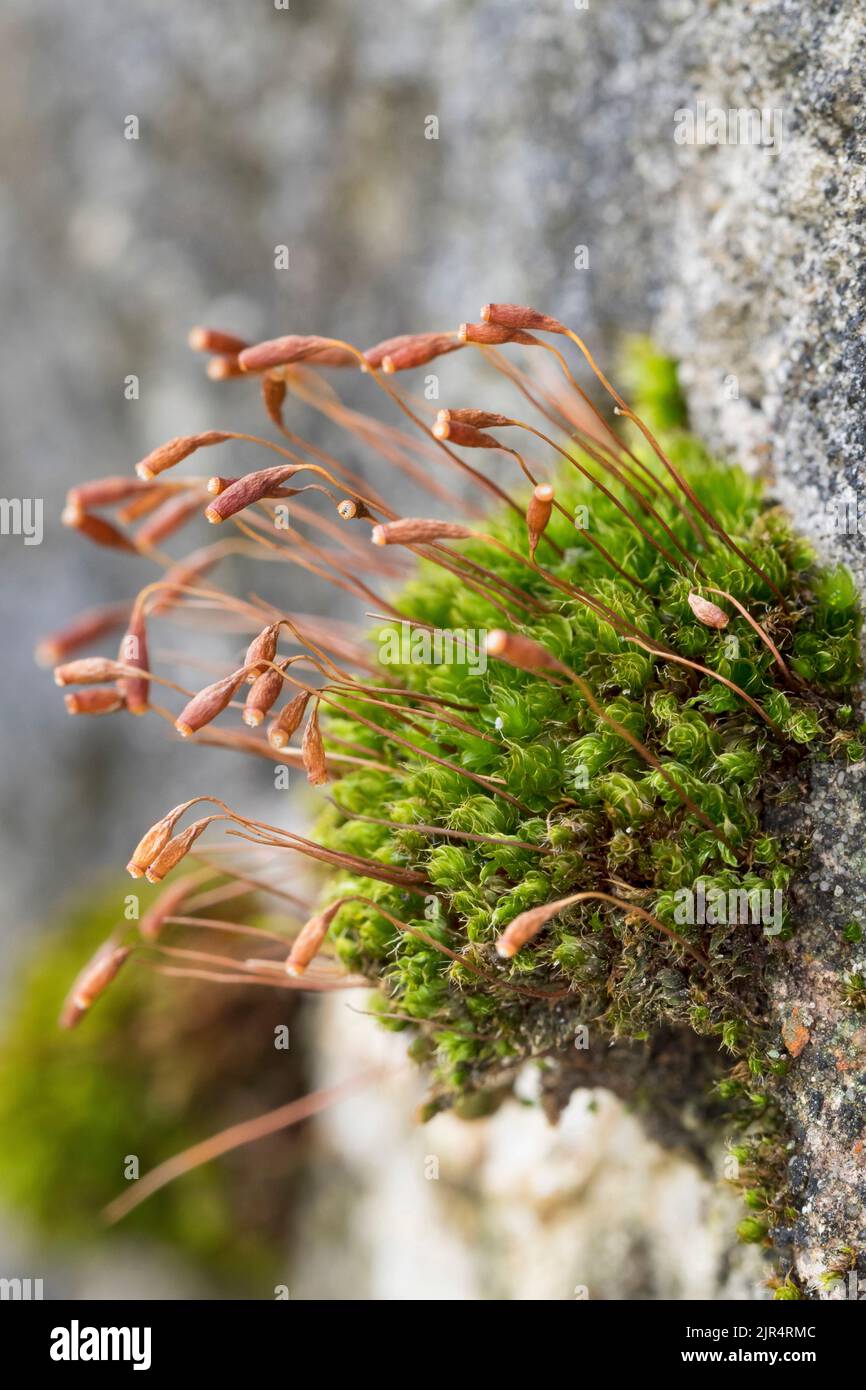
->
0, 882, 307, 1291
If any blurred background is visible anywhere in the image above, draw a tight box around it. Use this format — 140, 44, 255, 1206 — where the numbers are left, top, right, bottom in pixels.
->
5, 0, 844, 1298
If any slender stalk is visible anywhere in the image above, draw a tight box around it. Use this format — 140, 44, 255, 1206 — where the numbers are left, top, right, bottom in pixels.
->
103, 1071, 388, 1223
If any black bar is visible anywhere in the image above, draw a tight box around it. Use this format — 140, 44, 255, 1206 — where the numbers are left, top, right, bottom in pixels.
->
5, 1295, 859, 1373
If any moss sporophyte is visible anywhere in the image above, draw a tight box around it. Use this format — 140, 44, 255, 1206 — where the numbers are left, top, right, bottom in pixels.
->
42, 305, 862, 1266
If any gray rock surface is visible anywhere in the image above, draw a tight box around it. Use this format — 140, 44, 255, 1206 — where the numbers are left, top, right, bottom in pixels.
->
651, 0, 866, 1295
659, 1, 866, 593
766, 764, 866, 1294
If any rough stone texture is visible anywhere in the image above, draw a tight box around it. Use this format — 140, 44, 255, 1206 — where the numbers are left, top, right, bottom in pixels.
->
766, 765, 866, 1294
660, 2, 866, 590
1, 0, 864, 1297
650, 1, 866, 1296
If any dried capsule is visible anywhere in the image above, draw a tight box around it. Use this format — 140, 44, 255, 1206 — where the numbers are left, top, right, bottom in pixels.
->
135, 431, 229, 482
526, 483, 554, 560
496, 899, 568, 959
126, 802, 193, 879
188, 326, 250, 356
117, 603, 149, 715
61, 504, 137, 552
243, 622, 280, 682
145, 816, 214, 883
238, 335, 339, 373
687, 592, 730, 629
59, 941, 132, 1029
380, 333, 462, 373
54, 656, 131, 687
204, 466, 297, 523
431, 418, 500, 448
336, 497, 373, 521
362, 334, 413, 370
64, 687, 125, 717
371, 518, 473, 546
436, 408, 513, 430
268, 690, 311, 749
484, 629, 563, 674
286, 900, 345, 977
243, 659, 289, 727
302, 345, 357, 367
207, 474, 295, 499
262, 374, 287, 428
175, 668, 247, 737
35, 601, 132, 667
206, 355, 245, 380
301, 702, 329, 785
66, 477, 155, 509
481, 303, 565, 334
457, 321, 539, 346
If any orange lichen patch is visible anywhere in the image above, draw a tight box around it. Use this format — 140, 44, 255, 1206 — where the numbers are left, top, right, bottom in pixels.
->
834, 1027, 866, 1074
781, 1005, 810, 1058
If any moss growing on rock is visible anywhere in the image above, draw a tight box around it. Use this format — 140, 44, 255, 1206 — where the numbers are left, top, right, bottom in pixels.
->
314, 347, 860, 1134
44, 312, 864, 1283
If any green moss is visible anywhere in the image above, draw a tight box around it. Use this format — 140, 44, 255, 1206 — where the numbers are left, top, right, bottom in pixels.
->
771, 1275, 803, 1300
737, 1217, 770, 1245
619, 336, 688, 431
0, 884, 297, 1288
311, 349, 865, 1282
312, 348, 860, 1134
841, 972, 866, 1010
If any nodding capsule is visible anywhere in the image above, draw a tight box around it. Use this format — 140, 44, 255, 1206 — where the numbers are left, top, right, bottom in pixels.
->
188, 327, 250, 356
484, 629, 562, 673
301, 703, 329, 786
243, 623, 280, 683
59, 942, 132, 1029
144, 816, 215, 884
286, 900, 345, 977
431, 419, 500, 448
54, 657, 131, 687
174, 668, 247, 737
526, 483, 555, 559
268, 691, 311, 750
135, 432, 229, 482
687, 592, 730, 629
64, 687, 125, 717
480, 303, 565, 335
243, 659, 290, 727
371, 518, 473, 547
